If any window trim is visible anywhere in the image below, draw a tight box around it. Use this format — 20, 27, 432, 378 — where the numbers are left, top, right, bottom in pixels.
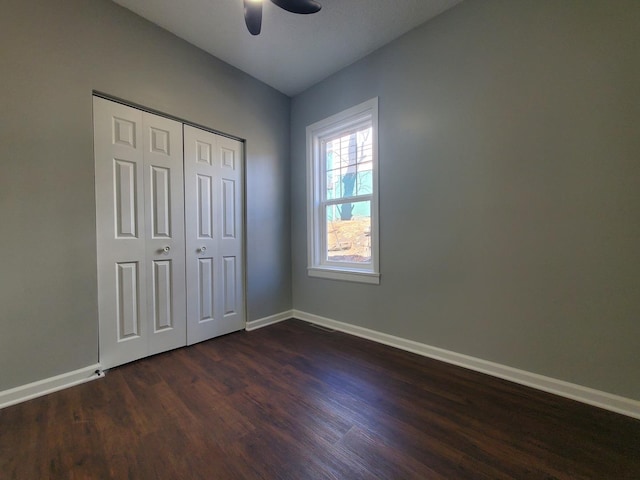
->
306, 98, 380, 284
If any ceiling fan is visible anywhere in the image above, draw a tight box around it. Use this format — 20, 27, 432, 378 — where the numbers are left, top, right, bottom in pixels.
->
244, 0, 322, 36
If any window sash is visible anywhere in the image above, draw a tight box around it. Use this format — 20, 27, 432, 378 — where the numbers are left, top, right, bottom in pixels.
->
320, 199, 372, 268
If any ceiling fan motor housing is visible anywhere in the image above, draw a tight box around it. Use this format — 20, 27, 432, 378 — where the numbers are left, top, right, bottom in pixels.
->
244, 0, 322, 36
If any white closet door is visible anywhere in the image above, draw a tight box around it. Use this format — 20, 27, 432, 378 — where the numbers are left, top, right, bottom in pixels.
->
184, 125, 245, 345
94, 98, 147, 368
142, 112, 187, 357
94, 97, 186, 368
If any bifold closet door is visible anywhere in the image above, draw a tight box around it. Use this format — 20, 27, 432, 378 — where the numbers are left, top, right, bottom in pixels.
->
184, 126, 245, 345
94, 97, 186, 368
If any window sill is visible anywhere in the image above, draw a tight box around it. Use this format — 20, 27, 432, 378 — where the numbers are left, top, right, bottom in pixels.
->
307, 267, 380, 285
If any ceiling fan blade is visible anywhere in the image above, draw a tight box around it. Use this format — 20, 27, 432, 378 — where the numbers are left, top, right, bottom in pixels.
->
244, 0, 263, 35
270, 0, 321, 15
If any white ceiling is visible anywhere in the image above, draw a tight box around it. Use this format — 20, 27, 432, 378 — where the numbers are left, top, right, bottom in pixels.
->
112, 0, 463, 96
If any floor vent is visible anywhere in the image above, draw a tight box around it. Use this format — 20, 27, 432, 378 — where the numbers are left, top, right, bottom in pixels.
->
309, 323, 336, 333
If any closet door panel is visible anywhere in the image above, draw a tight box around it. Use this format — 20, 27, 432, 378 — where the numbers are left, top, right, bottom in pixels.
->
142, 112, 187, 356
217, 136, 244, 329
116, 262, 142, 339
197, 257, 216, 323
184, 126, 244, 345
94, 97, 148, 368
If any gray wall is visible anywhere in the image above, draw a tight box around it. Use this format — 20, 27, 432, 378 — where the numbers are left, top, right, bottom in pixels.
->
291, 0, 640, 400
0, 0, 291, 391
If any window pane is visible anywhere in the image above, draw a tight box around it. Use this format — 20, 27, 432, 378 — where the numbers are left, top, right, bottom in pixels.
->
355, 168, 372, 196
326, 201, 371, 264
326, 168, 341, 199
324, 127, 372, 200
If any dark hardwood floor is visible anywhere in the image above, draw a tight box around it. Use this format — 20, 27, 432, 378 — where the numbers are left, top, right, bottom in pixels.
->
1, 319, 639, 479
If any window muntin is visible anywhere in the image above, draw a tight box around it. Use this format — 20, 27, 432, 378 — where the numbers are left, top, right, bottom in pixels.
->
306, 98, 379, 284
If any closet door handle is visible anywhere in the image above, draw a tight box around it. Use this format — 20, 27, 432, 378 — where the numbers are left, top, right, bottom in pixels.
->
198, 246, 207, 254
162, 246, 171, 254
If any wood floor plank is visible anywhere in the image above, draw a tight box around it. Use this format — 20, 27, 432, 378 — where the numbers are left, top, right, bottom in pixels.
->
1, 319, 639, 479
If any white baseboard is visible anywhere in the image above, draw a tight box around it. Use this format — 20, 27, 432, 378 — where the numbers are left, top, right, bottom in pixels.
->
0, 364, 102, 410
245, 310, 293, 331
4, 313, 638, 420
292, 309, 640, 420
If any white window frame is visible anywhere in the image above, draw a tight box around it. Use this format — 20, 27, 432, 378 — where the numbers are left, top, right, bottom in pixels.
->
306, 97, 380, 284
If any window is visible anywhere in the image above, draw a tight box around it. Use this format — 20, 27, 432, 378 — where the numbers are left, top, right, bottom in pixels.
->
306, 98, 379, 284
